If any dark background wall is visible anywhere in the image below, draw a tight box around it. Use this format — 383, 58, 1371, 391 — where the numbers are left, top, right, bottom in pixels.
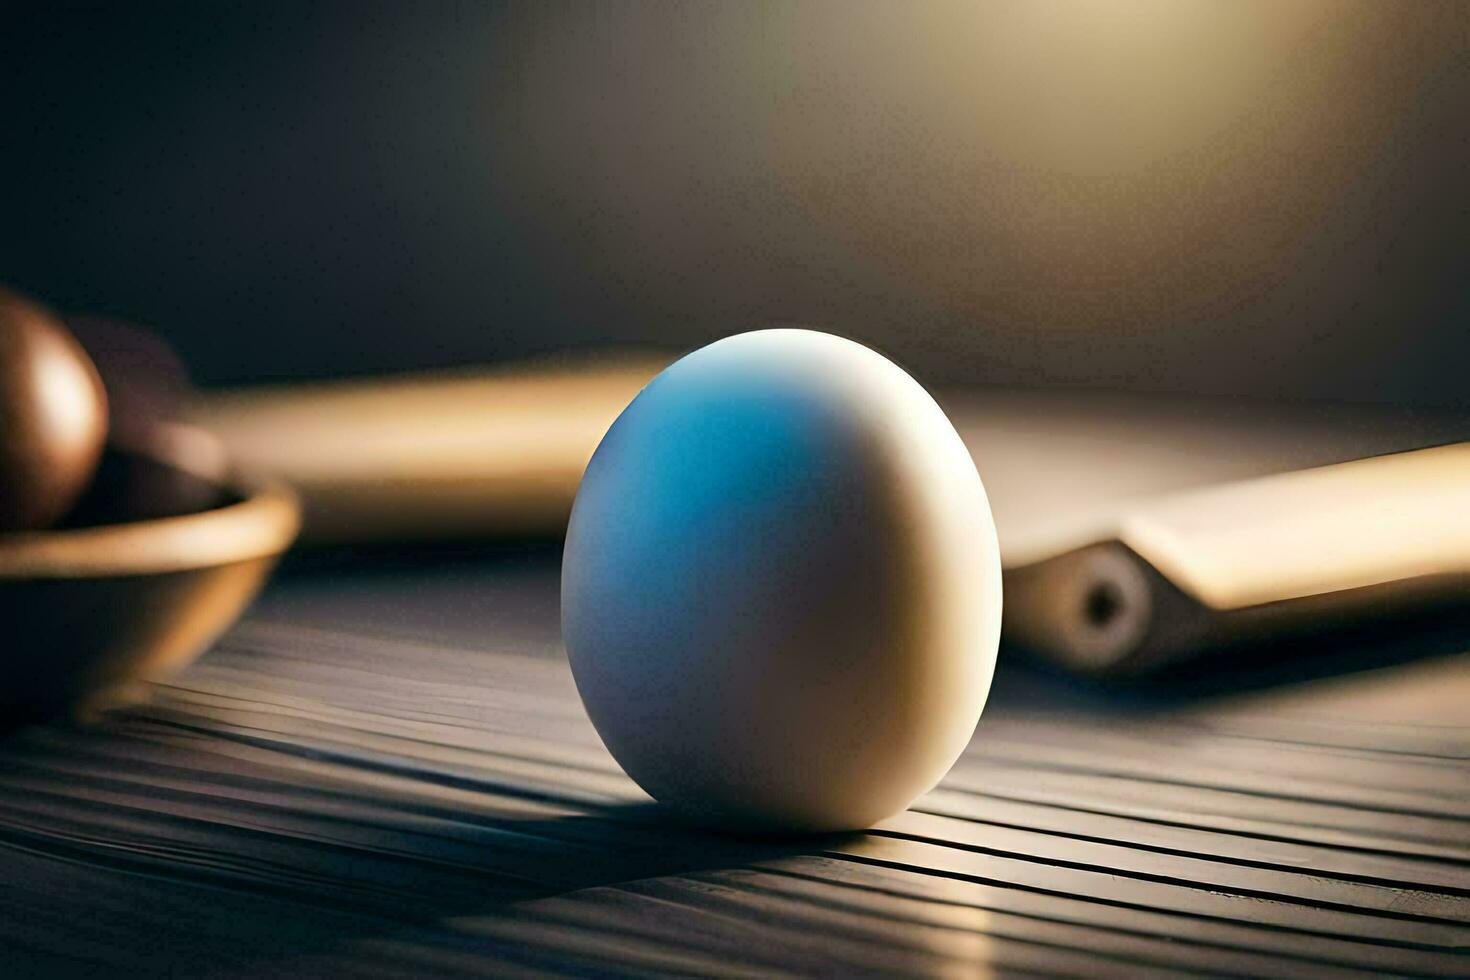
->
2, 1, 1466, 405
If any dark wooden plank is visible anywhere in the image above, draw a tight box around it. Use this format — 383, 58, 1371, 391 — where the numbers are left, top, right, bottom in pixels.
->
2, 612, 1468, 977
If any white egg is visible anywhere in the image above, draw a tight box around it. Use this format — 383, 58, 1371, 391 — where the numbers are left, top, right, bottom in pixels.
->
561, 329, 1001, 832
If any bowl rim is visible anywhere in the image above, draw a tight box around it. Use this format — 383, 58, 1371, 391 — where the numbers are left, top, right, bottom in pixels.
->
0, 426, 300, 579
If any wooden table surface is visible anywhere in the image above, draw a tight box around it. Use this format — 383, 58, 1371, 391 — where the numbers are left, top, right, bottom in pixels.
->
2, 547, 1468, 978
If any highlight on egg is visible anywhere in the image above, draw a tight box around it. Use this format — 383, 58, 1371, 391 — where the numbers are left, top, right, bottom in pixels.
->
0, 287, 109, 532
562, 329, 1001, 833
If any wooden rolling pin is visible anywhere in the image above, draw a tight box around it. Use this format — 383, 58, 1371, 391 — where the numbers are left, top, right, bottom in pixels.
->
1001, 443, 1470, 673
188, 362, 1470, 674
188, 357, 667, 544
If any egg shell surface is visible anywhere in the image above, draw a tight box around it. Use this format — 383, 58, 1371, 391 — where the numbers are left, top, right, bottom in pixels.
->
0, 289, 108, 532
561, 329, 1001, 832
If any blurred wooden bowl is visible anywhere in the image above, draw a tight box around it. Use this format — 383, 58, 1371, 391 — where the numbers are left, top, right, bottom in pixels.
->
0, 426, 300, 727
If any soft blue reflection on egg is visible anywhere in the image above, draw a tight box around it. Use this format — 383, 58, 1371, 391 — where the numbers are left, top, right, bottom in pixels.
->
563, 329, 1001, 833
